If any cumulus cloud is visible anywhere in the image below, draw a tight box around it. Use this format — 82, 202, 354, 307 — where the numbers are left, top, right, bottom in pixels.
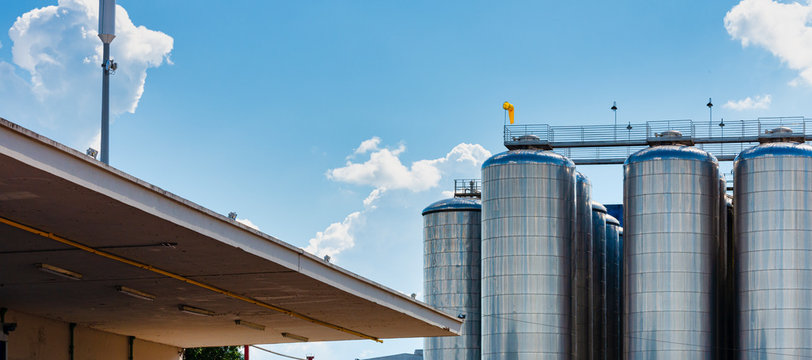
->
304, 139, 490, 260
723, 94, 772, 110
236, 218, 260, 230
353, 136, 381, 155
304, 211, 362, 259
0, 0, 172, 147
327, 140, 491, 192
302, 185, 386, 260
725, 0, 812, 85
362, 187, 385, 208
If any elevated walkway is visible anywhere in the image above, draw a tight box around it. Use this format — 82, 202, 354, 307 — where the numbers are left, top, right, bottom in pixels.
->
504, 117, 810, 164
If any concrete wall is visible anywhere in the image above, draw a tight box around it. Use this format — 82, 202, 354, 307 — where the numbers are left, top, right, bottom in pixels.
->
4, 310, 181, 360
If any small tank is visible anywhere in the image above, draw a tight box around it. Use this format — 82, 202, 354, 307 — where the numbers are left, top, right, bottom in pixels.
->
574, 172, 593, 360
716, 175, 734, 360
591, 201, 608, 360
605, 214, 621, 360
422, 196, 481, 360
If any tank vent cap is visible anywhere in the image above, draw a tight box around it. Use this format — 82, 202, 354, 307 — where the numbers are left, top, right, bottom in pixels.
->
648, 129, 694, 146
766, 126, 793, 134
505, 134, 552, 150
516, 134, 541, 141
657, 130, 683, 138
759, 126, 804, 143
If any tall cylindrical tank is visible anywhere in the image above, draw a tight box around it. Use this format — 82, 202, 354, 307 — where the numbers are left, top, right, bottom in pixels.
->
617, 226, 624, 359
591, 201, 608, 360
734, 140, 812, 359
716, 175, 734, 360
574, 172, 593, 360
724, 197, 736, 360
605, 214, 621, 360
623, 143, 720, 359
482, 149, 576, 359
422, 197, 481, 360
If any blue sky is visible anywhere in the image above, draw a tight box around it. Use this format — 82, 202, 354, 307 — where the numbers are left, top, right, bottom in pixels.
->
2, 0, 812, 358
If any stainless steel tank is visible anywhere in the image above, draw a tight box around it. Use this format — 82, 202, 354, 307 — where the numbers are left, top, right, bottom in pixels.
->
716, 175, 734, 360
623, 143, 720, 359
591, 201, 608, 360
734, 140, 812, 359
422, 196, 481, 360
617, 226, 624, 360
481, 149, 576, 359
605, 214, 621, 360
574, 172, 593, 360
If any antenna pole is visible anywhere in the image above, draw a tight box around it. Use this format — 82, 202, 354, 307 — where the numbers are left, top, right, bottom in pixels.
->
98, 0, 116, 165
101, 42, 110, 164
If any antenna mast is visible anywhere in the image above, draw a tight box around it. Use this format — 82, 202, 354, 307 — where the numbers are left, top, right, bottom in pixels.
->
98, 0, 116, 164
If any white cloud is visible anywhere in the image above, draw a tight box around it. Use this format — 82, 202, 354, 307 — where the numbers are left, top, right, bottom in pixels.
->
362, 187, 386, 208
0, 0, 172, 147
354, 136, 381, 155
86, 130, 101, 153
303, 185, 387, 260
723, 94, 772, 110
725, 0, 812, 85
304, 211, 362, 259
236, 218, 260, 230
327, 139, 491, 192
305, 139, 490, 260
440, 190, 454, 198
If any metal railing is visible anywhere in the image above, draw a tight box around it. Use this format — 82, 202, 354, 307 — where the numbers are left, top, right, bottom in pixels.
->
505, 117, 811, 164
454, 179, 481, 198
548, 123, 648, 145
504, 124, 551, 143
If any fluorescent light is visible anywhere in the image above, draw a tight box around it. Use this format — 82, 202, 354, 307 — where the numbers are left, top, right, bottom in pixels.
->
281, 332, 308, 342
178, 305, 215, 317
115, 286, 156, 301
35, 263, 82, 280
235, 320, 265, 331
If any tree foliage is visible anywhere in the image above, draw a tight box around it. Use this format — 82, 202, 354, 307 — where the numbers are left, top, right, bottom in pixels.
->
183, 346, 244, 360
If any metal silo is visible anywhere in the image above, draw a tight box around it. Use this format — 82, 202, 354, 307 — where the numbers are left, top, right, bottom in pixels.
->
605, 214, 621, 360
623, 136, 720, 359
591, 202, 608, 360
574, 172, 593, 360
422, 193, 481, 360
716, 175, 734, 360
617, 226, 624, 360
482, 149, 576, 359
734, 134, 812, 359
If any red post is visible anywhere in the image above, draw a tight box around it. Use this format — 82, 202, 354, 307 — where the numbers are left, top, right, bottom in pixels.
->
244, 345, 249, 360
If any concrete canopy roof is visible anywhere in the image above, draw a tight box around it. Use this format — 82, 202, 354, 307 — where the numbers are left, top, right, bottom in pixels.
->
0, 118, 461, 348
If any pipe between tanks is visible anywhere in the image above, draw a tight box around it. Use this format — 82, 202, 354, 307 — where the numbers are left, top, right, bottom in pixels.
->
0, 216, 382, 343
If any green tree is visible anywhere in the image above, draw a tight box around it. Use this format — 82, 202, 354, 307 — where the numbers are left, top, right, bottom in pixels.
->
183, 346, 244, 360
